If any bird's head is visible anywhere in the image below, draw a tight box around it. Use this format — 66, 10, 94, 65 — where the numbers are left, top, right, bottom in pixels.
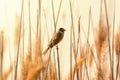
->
59, 28, 66, 33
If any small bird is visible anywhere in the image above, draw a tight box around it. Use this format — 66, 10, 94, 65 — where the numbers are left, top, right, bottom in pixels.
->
42, 28, 66, 55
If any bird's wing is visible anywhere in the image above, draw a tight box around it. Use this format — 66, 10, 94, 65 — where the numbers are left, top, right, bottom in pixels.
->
50, 31, 58, 41
48, 31, 58, 47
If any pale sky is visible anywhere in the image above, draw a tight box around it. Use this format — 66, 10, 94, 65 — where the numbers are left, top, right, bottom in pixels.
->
0, 0, 120, 80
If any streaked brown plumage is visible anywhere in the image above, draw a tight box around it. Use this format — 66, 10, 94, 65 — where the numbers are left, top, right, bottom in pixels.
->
42, 28, 65, 55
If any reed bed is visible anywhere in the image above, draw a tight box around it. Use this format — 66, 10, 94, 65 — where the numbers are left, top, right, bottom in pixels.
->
0, 0, 119, 80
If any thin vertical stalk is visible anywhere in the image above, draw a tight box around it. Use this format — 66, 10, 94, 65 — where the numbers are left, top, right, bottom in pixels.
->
90, 5, 99, 69
14, 0, 24, 79
73, 17, 81, 80
49, 55, 52, 80
69, 0, 73, 79
80, 21, 99, 79
38, 0, 41, 46
104, 0, 113, 79
77, 16, 81, 58
22, 7, 25, 61
56, 46, 61, 80
85, 60, 89, 80
116, 42, 120, 80
69, 1, 81, 79
52, 0, 62, 32
44, 49, 52, 80
55, 0, 62, 28
28, 0, 32, 60
84, 7, 92, 80
0, 32, 4, 80
53, 51, 57, 80
112, 0, 116, 79
8, 38, 13, 80
78, 17, 83, 80
90, 6, 99, 70
85, 9, 90, 78
37, 10, 39, 38
52, 0, 56, 31
43, 9, 49, 40
37, 0, 42, 79
70, 25, 72, 80
51, 0, 63, 79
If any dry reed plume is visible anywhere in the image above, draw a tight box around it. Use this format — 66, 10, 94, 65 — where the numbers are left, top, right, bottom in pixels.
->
95, 16, 109, 80
0, 62, 14, 80
21, 53, 31, 80
114, 27, 120, 55
21, 52, 46, 80
33, 37, 42, 64
114, 25, 120, 79
26, 63, 45, 80
67, 57, 85, 80
95, 17, 107, 55
88, 45, 94, 67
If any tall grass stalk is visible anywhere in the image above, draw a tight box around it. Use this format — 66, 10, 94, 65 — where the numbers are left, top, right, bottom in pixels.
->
84, 7, 92, 80
14, 0, 24, 79
22, 7, 25, 63
37, 0, 41, 46
28, 0, 32, 60
55, 0, 62, 28
56, 46, 61, 80
52, 0, 62, 31
116, 42, 120, 80
69, 0, 73, 79
104, 1, 113, 79
112, 0, 116, 79
73, 17, 81, 80
51, 0, 63, 79
78, 17, 83, 80
52, 0, 56, 31
44, 49, 52, 80
53, 50, 57, 80
0, 31, 4, 80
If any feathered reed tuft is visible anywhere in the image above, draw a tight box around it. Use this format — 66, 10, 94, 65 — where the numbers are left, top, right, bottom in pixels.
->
95, 16, 108, 80
33, 37, 42, 63
26, 63, 45, 80
114, 27, 120, 55
21, 53, 31, 80
67, 57, 85, 80
0, 62, 14, 80
88, 45, 94, 67
95, 17, 107, 54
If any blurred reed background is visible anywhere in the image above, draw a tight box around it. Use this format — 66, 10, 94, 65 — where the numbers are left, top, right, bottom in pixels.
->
0, 0, 120, 80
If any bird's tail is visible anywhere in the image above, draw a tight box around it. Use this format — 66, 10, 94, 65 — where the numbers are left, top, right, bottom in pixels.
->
42, 47, 49, 55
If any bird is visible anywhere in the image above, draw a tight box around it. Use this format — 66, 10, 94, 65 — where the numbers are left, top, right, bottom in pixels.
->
42, 28, 66, 55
